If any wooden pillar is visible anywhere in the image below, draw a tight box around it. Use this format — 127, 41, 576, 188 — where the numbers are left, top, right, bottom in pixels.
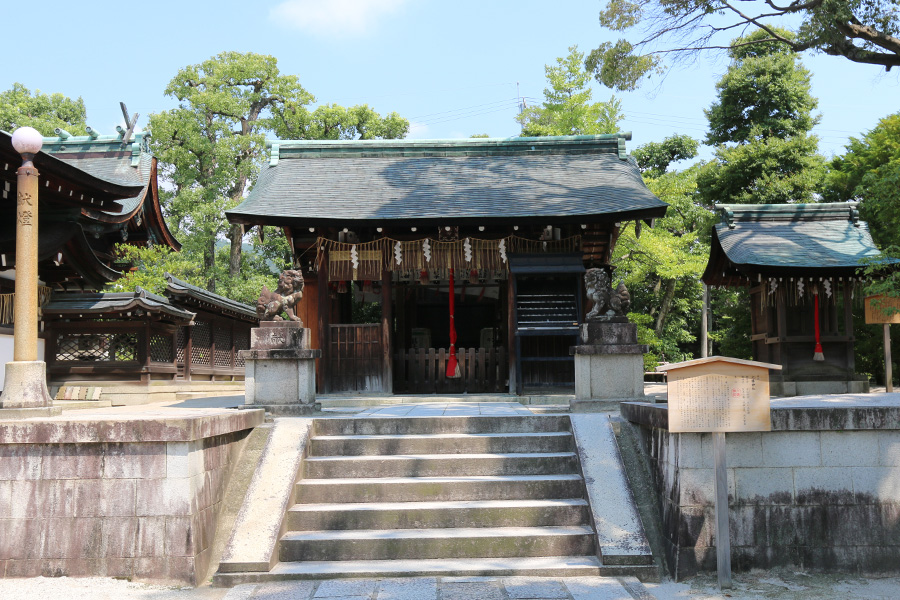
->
140, 325, 151, 383
184, 325, 193, 382
382, 268, 393, 394
844, 284, 855, 372
507, 277, 518, 395
318, 248, 330, 394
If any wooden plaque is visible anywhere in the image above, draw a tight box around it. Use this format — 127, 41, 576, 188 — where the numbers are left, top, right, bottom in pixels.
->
865, 295, 900, 324
657, 356, 780, 433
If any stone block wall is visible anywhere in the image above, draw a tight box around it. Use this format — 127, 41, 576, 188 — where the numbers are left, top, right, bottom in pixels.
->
622, 400, 900, 580
0, 408, 263, 584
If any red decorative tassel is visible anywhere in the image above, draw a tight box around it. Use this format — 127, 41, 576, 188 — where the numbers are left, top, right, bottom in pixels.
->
813, 292, 825, 361
362, 280, 373, 295
469, 268, 479, 285
419, 269, 429, 285
446, 268, 461, 378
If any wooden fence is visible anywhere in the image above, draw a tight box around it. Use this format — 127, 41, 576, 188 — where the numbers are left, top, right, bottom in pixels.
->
394, 347, 508, 394
327, 324, 384, 393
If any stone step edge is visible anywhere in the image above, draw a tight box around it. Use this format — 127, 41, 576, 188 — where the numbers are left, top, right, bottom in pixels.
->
212, 557, 662, 585
298, 474, 584, 485
288, 498, 589, 513
282, 525, 594, 542
305, 452, 577, 462
311, 431, 573, 440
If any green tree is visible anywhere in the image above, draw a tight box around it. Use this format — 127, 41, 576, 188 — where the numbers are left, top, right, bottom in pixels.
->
0, 83, 87, 136
827, 112, 900, 247
106, 244, 203, 295
517, 46, 624, 137
696, 30, 827, 205
588, 0, 900, 92
150, 51, 409, 296
613, 136, 713, 367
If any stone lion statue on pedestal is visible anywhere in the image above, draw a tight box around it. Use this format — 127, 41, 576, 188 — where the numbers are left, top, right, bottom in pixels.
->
585, 268, 630, 321
256, 269, 304, 323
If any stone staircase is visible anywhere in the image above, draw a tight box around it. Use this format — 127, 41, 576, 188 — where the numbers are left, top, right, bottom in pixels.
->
220, 414, 655, 581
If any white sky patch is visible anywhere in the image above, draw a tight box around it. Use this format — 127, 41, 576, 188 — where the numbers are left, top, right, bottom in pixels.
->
270, 0, 409, 36
406, 120, 430, 139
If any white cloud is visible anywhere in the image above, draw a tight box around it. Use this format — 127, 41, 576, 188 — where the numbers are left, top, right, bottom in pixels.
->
270, 0, 409, 37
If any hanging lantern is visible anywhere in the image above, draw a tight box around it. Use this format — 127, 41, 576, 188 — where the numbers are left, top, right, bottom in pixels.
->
469, 268, 479, 285
329, 282, 338, 299
337, 281, 348, 294
419, 269, 429, 285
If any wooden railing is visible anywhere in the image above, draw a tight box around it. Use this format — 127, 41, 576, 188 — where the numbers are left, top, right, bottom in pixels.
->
394, 347, 508, 394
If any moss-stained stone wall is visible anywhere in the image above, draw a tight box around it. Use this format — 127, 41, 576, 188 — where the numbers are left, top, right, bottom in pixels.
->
0, 407, 264, 584
622, 399, 900, 580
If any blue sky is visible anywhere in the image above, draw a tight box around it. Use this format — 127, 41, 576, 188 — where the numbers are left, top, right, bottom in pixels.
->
4, 0, 898, 161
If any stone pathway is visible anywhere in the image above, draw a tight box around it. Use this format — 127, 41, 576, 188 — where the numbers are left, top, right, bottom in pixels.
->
223, 576, 650, 600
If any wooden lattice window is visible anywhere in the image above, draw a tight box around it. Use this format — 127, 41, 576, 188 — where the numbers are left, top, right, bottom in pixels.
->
150, 333, 173, 363
55, 332, 138, 362
192, 321, 211, 366
235, 327, 250, 367
176, 327, 187, 362
214, 322, 232, 367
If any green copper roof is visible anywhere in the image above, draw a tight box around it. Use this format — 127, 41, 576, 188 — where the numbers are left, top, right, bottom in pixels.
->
228, 133, 666, 227
703, 202, 885, 283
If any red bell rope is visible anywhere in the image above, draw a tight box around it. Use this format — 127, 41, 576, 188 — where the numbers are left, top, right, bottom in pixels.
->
447, 268, 461, 377
813, 292, 825, 361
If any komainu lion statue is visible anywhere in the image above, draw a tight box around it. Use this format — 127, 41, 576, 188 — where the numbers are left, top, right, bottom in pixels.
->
585, 268, 631, 321
584, 268, 610, 321
256, 269, 304, 323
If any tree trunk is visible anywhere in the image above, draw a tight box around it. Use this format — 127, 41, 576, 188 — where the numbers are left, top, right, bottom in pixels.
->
655, 278, 677, 336
206, 236, 216, 293
229, 223, 243, 277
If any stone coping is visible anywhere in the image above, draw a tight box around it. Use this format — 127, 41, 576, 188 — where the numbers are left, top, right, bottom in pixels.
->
621, 393, 900, 431
240, 349, 322, 360
0, 405, 265, 443
570, 344, 648, 355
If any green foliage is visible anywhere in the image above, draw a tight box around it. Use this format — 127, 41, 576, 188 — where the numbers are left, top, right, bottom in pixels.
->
709, 287, 753, 360
517, 46, 624, 136
590, 0, 900, 91
271, 102, 409, 140
105, 244, 203, 295
697, 134, 827, 205
827, 112, 900, 248
705, 29, 820, 146
470, 133, 491, 138
631, 134, 699, 178
0, 83, 87, 136
697, 30, 826, 205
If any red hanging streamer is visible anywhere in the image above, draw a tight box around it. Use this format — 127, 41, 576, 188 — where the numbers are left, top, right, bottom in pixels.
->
813, 292, 825, 361
447, 268, 461, 378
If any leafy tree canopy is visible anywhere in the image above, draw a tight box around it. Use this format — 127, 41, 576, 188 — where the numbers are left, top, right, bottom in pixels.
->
632, 133, 699, 178
589, 0, 900, 92
517, 46, 624, 136
828, 111, 900, 247
0, 83, 87, 136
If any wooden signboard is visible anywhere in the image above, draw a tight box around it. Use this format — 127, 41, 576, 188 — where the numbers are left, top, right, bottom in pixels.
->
865, 295, 900, 324
656, 356, 781, 589
865, 295, 899, 392
657, 356, 780, 433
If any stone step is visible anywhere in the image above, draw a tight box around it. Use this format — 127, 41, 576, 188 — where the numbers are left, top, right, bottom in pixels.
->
314, 415, 571, 436
279, 526, 595, 561
296, 474, 585, 504
214, 555, 656, 585
309, 431, 574, 456
318, 395, 573, 407
286, 498, 591, 531
304, 452, 579, 478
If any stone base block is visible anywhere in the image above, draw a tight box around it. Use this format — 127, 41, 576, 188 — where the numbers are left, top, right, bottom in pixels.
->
0, 406, 62, 419
570, 398, 644, 413
771, 379, 871, 397
244, 355, 320, 408
239, 403, 320, 416
0, 360, 53, 408
573, 353, 644, 404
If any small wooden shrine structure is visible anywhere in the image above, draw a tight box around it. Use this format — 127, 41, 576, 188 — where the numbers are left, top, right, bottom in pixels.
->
702, 203, 879, 396
227, 134, 667, 394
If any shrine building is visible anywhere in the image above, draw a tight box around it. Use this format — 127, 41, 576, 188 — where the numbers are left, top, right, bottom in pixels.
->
226, 134, 667, 395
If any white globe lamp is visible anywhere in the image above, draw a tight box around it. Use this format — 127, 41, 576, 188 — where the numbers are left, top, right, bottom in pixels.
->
11, 126, 43, 158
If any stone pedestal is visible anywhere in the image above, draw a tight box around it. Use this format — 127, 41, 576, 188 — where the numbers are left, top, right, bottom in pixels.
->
570, 321, 647, 412
240, 322, 322, 416
0, 360, 59, 418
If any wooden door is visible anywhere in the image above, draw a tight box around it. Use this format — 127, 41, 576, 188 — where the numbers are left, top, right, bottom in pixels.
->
327, 324, 384, 392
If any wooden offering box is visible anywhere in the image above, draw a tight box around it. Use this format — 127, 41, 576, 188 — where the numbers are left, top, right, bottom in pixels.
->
656, 356, 781, 433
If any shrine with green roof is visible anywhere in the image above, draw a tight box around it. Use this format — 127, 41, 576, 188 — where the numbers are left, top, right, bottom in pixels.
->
702, 202, 882, 396
227, 133, 668, 395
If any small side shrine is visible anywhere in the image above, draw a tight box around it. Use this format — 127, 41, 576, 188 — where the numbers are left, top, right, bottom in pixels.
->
702, 203, 879, 396
226, 134, 668, 395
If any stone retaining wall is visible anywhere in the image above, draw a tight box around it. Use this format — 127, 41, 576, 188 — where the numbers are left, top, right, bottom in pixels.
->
0, 408, 263, 584
622, 397, 900, 580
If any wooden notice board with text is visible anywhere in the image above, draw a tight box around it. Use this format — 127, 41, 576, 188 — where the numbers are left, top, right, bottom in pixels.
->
657, 356, 781, 433
865, 295, 900, 325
